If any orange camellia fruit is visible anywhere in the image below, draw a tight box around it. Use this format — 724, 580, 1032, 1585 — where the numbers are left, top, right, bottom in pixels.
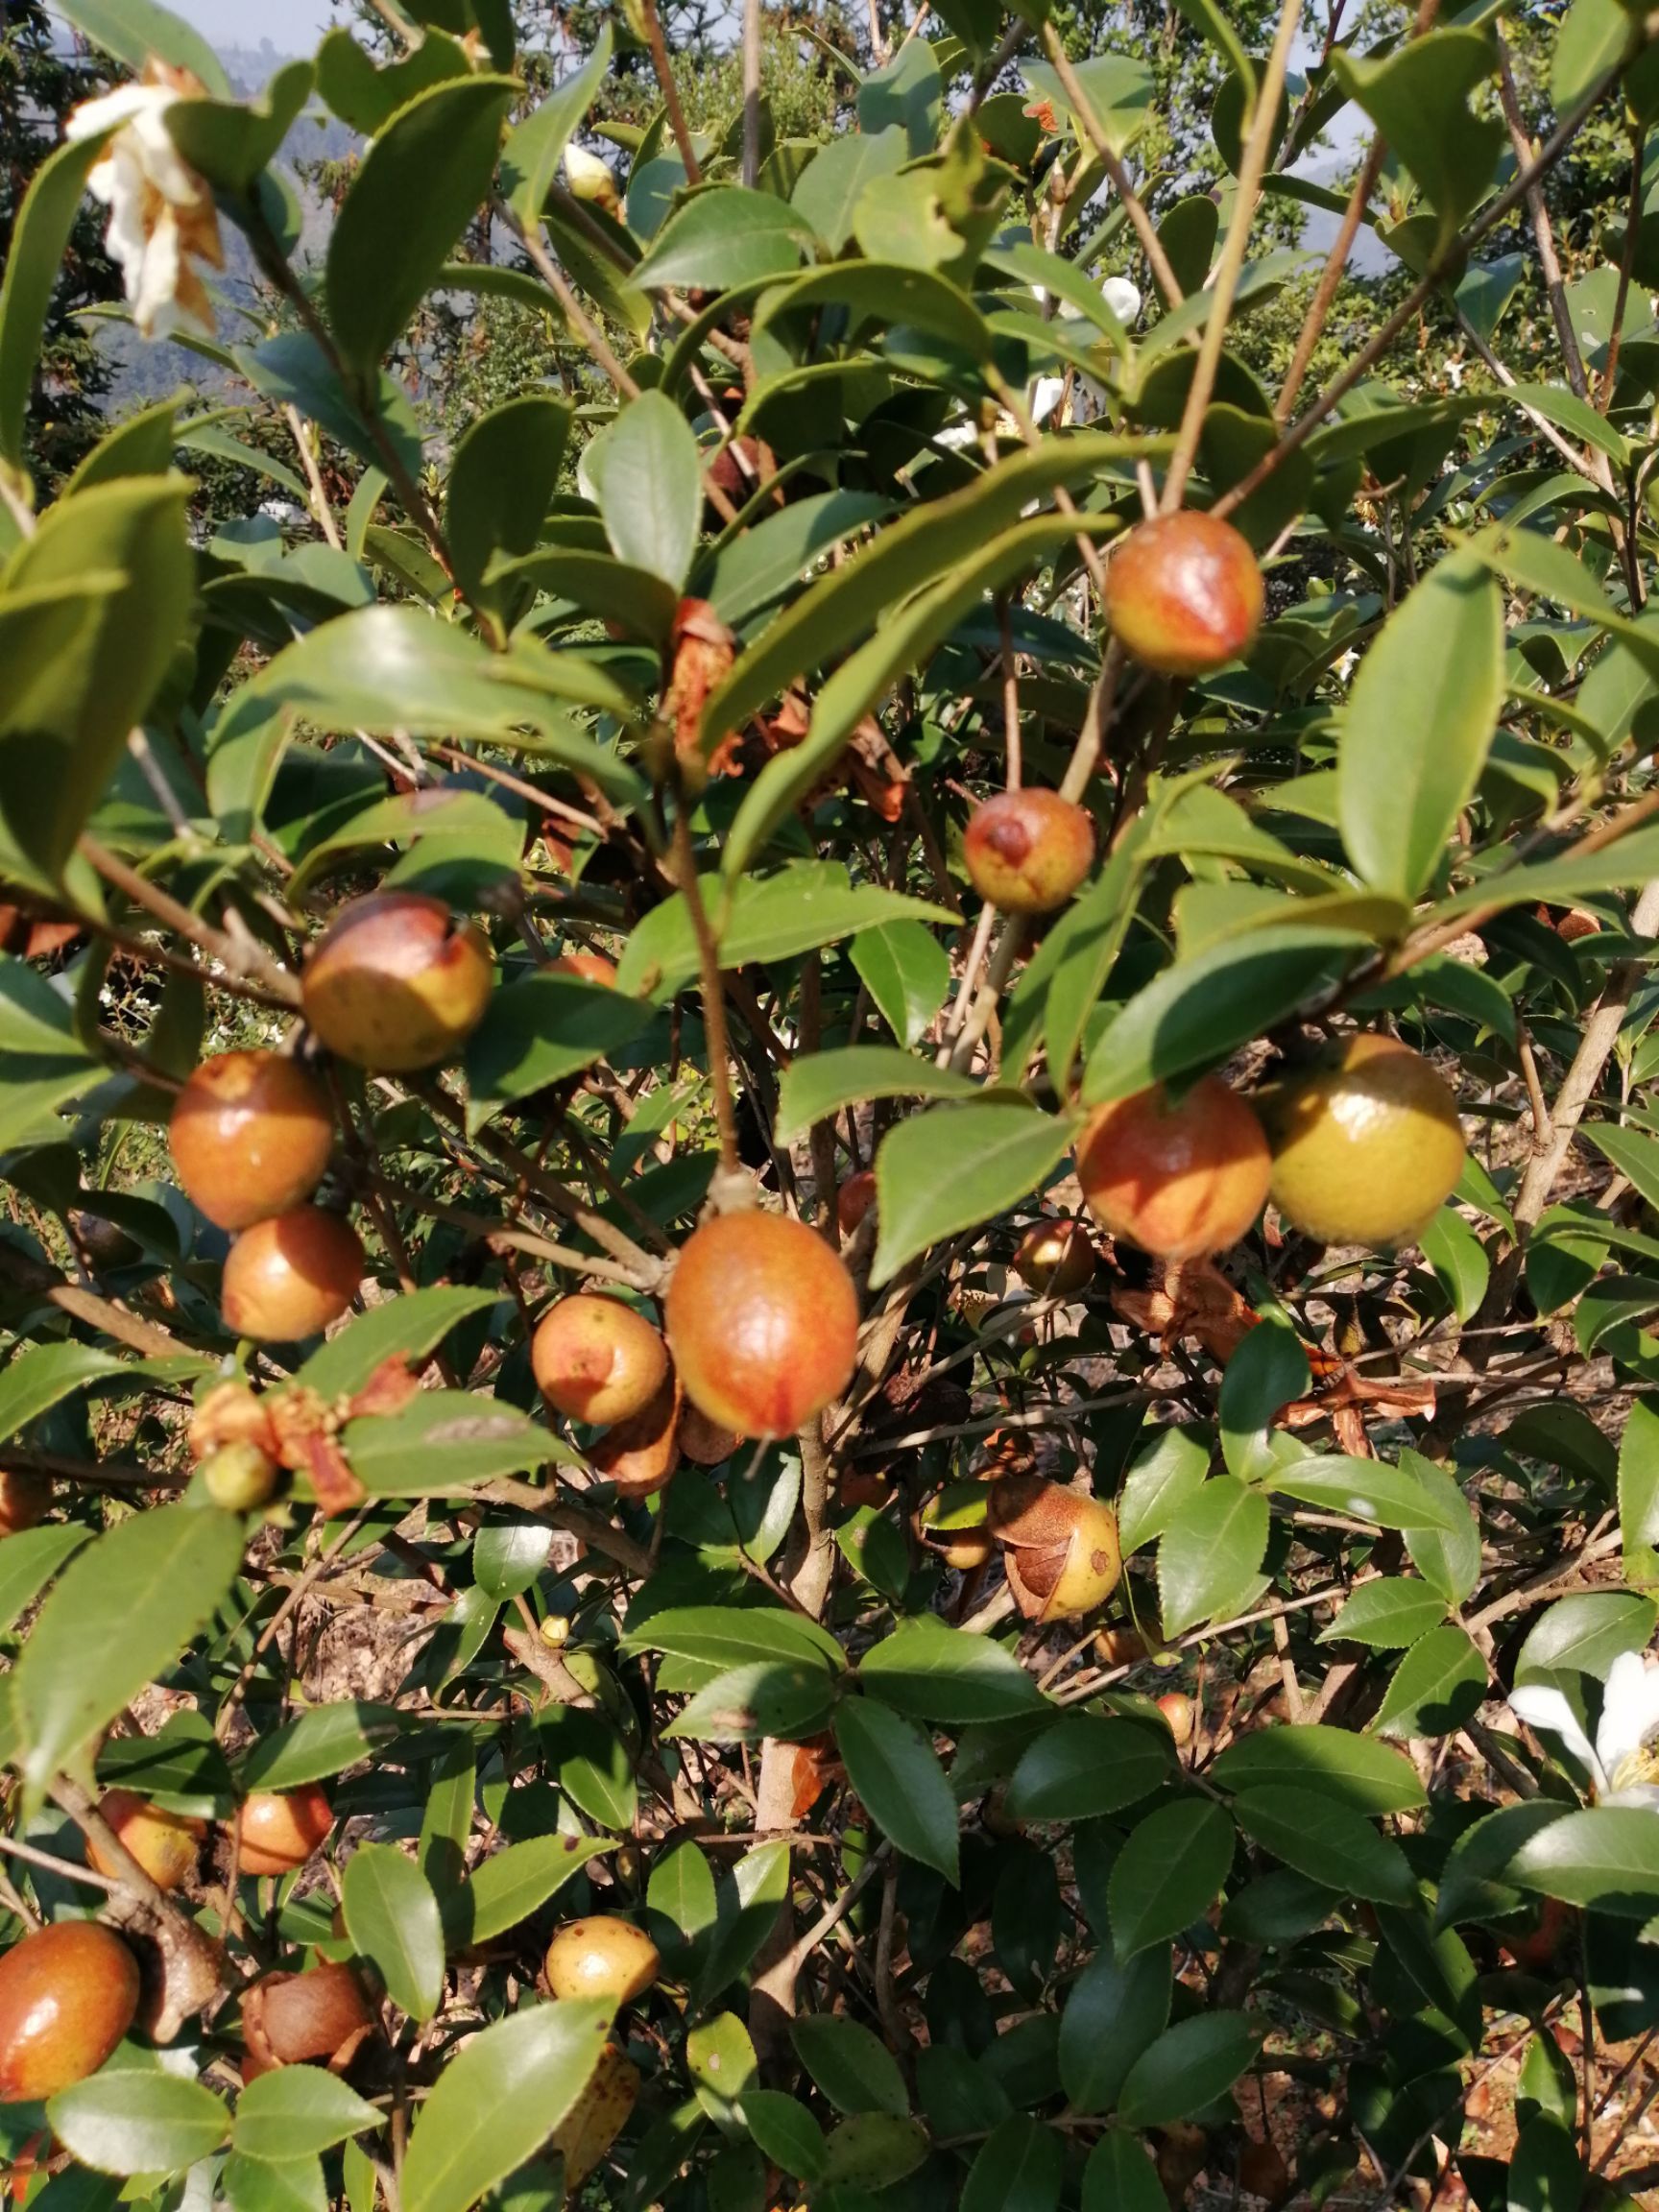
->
87, 1792, 205, 1891
241, 1963, 375, 2079
0, 1470, 49, 1537
1104, 510, 1265, 677
987, 1475, 1121, 1623
220, 1209, 363, 1340
235, 1785, 333, 1877
962, 788, 1094, 914
531, 1294, 669, 1427
168, 1051, 334, 1231
665, 1211, 859, 1439
0, 1922, 140, 2102
1076, 1074, 1271, 1260
301, 892, 493, 1072
544, 1918, 660, 2006
1255, 1033, 1466, 1249
836, 1169, 878, 1239
1156, 1691, 1196, 1746
1013, 1217, 1095, 1298
550, 950, 618, 987
550, 2041, 640, 2191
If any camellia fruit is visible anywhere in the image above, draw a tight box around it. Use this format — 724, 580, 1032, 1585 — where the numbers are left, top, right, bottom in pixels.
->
962, 788, 1094, 914
235, 1785, 333, 1877
678, 1403, 738, 1466
168, 1051, 334, 1231
1014, 1217, 1095, 1298
220, 1209, 363, 1341
87, 1791, 204, 1890
301, 892, 493, 1072
1156, 1691, 1196, 1746
836, 1168, 878, 1238
544, 1917, 660, 2006
1256, 1033, 1466, 1248
200, 1439, 280, 1513
241, 1963, 374, 2079
665, 1212, 859, 1439
550, 950, 618, 987
1104, 510, 1265, 677
531, 1294, 669, 1427
550, 2040, 640, 2191
987, 1475, 1121, 1623
0, 1469, 49, 1537
1076, 1075, 1271, 1260
914, 1480, 996, 1573
590, 1376, 681, 1500
0, 1921, 140, 2102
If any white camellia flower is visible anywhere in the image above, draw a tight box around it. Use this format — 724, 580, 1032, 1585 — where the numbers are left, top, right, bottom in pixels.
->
65, 60, 223, 341
1028, 373, 1067, 425
1510, 1648, 1659, 1808
564, 143, 620, 213
1100, 275, 1142, 326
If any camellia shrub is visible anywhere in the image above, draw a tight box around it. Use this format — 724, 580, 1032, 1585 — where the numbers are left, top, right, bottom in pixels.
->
7, 0, 1659, 2204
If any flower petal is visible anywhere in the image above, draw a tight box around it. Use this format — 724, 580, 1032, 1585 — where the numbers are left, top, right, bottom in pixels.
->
1509, 1683, 1604, 1787
1597, 1650, 1659, 1788
1601, 1783, 1659, 1811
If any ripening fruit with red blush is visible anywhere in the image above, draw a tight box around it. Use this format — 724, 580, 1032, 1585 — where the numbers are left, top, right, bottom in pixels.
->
1104, 510, 1265, 677
235, 1786, 333, 1877
532, 1295, 669, 1427
1014, 1217, 1095, 1298
220, 1209, 363, 1341
550, 950, 618, 987
301, 892, 493, 1071
963, 789, 1094, 914
169, 1051, 334, 1231
87, 1792, 204, 1891
1156, 1691, 1196, 1746
0, 1470, 49, 1537
0, 1922, 140, 2102
1076, 1075, 1271, 1260
837, 1169, 877, 1238
666, 1212, 859, 1439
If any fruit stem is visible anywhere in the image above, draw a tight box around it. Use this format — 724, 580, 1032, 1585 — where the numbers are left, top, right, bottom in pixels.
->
669, 803, 743, 1190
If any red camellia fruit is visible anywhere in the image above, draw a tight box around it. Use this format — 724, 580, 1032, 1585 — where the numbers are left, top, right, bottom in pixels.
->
220, 1209, 363, 1340
0, 1470, 49, 1537
666, 1212, 859, 1439
531, 1295, 669, 1427
301, 892, 493, 1071
0, 1922, 140, 2102
836, 1169, 878, 1238
1076, 1075, 1271, 1260
962, 789, 1094, 914
235, 1786, 333, 1877
168, 1051, 334, 1231
1104, 510, 1265, 676
87, 1792, 205, 1891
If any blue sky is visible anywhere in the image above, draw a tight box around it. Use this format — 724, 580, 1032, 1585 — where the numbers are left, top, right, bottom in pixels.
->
171, 0, 340, 47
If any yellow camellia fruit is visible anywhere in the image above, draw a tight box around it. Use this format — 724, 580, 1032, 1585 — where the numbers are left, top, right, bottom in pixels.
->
1256, 1033, 1466, 1248
544, 1917, 660, 2006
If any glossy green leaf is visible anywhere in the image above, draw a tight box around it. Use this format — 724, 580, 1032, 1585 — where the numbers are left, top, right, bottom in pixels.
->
1371, 1624, 1489, 1740
0, 1525, 90, 1639
1510, 1807, 1659, 1916
858, 1617, 1044, 1722
445, 395, 573, 607
833, 1697, 959, 1882
1517, 1592, 1658, 1681
849, 921, 952, 1050
399, 2002, 613, 2212
52, 0, 229, 93
1058, 1941, 1171, 2113
0, 132, 117, 472
501, 29, 613, 224
872, 1102, 1076, 1287
1621, 1395, 1659, 1590
1116, 1427, 1211, 1554
343, 1842, 445, 2023
791, 128, 910, 252
961, 2115, 1064, 2212
1234, 1786, 1416, 1902
1081, 2128, 1167, 2212
465, 974, 653, 1130
1157, 1477, 1270, 1637
1320, 1578, 1449, 1648
1109, 1799, 1235, 1960
232, 2069, 379, 2161
241, 1702, 403, 1791
667, 1659, 839, 1743
621, 1604, 845, 1678
1117, 2013, 1262, 2128
294, 1287, 501, 1402
1005, 1715, 1170, 1822
1211, 1724, 1427, 1813
1218, 1317, 1309, 1482
442, 1835, 613, 1949
48, 2058, 228, 2176
790, 2014, 908, 2118
737, 2091, 826, 2182
1270, 1453, 1471, 1534
635, 187, 812, 291
585, 389, 703, 589
774, 1046, 974, 1143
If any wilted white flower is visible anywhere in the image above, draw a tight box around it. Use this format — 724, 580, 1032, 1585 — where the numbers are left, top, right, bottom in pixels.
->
1101, 275, 1142, 326
1029, 373, 1067, 425
1510, 1648, 1659, 1808
934, 420, 979, 451
65, 61, 223, 341
564, 143, 619, 212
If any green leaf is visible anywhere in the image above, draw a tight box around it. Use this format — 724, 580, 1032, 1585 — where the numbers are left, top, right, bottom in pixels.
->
695, 1838, 791, 2006
1218, 1318, 1309, 1482
0, 1525, 90, 1639
774, 1046, 975, 1143
1437, 1803, 1571, 1929
52, 0, 229, 93
1371, 1625, 1489, 1740
344, 1392, 555, 1496
473, 1524, 554, 1602
791, 128, 910, 252
666, 1660, 838, 1743
1400, 1453, 1483, 1605
1421, 1206, 1490, 1323
789, 2014, 908, 2118
1109, 1800, 1235, 1960
961, 2115, 1064, 2212
1117, 2013, 1262, 2128
1320, 1579, 1449, 1649
0, 1341, 129, 1442
294, 1286, 502, 1403
0, 132, 119, 473
833, 1697, 959, 1883
705, 489, 892, 631
1157, 1477, 1270, 1638
1510, 1807, 1659, 1916
1509, 2116, 1585, 2212
1081, 2129, 1167, 2212
737, 2092, 826, 2183
1517, 1593, 1658, 1682
48, 2058, 228, 2176
635, 187, 812, 291
858, 1618, 1044, 1722
165, 62, 316, 193
1211, 1724, 1427, 1813
1117, 1428, 1211, 1555
821, 2112, 929, 2190
1336, 555, 1503, 899
1234, 1786, 1416, 1902
849, 923, 951, 1050
12, 1503, 243, 1797
501, 29, 613, 225
872, 1102, 1076, 1287
1333, 32, 1503, 250
445, 396, 573, 608
536, 1704, 637, 1830
442, 1836, 613, 1950
585, 389, 703, 589
221, 2153, 325, 2212
241, 1702, 403, 1791
1081, 928, 1364, 1104
399, 2002, 613, 2212
1058, 1942, 1171, 2113
232, 2069, 379, 2161
326, 77, 517, 383
1621, 1396, 1659, 1590
620, 1604, 844, 1680
343, 1842, 445, 2024
465, 974, 653, 1131
1005, 1716, 1170, 1822
1269, 1453, 1471, 1534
